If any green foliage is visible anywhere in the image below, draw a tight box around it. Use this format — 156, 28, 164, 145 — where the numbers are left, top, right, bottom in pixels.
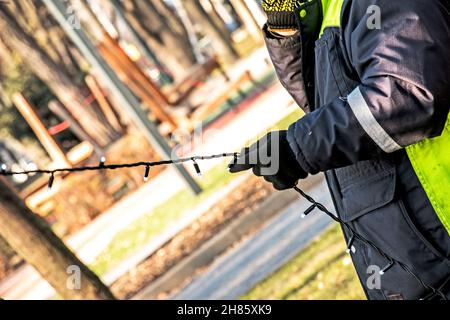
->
0, 52, 58, 167
0, 52, 54, 142
0, 236, 15, 261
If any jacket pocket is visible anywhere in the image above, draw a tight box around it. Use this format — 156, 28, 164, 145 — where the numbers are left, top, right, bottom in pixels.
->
336, 159, 446, 261
335, 159, 450, 298
339, 168, 396, 221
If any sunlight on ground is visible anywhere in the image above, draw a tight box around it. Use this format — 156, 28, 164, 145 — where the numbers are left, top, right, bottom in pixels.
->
241, 226, 366, 300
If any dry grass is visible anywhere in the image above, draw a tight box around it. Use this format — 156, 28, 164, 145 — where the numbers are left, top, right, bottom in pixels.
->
241, 226, 366, 300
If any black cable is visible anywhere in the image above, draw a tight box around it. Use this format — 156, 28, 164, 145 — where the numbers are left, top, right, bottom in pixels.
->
0, 153, 239, 176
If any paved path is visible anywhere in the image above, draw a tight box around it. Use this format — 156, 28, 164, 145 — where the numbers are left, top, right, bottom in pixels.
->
171, 178, 334, 300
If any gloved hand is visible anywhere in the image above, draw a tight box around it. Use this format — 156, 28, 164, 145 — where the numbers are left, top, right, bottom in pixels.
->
261, 0, 306, 30
228, 131, 307, 190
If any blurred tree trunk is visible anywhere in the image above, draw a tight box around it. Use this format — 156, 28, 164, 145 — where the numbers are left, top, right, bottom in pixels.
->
230, 0, 263, 42
153, 0, 190, 38
9, 0, 86, 78
92, 0, 182, 79
183, 0, 239, 62
207, 0, 239, 41
0, 177, 115, 300
118, 0, 196, 79
0, 41, 13, 108
103, 0, 174, 85
136, 0, 197, 68
243, 0, 267, 27
0, 8, 114, 147
0, 83, 11, 109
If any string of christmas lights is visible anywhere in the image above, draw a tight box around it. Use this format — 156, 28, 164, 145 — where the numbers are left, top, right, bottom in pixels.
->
0, 153, 447, 299
0, 153, 239, 189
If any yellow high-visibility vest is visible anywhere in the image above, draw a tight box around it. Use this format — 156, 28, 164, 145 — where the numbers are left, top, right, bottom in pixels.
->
299, 0, 450, 234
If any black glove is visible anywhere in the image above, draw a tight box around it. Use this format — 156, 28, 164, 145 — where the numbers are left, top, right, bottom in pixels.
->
228, 131, 307, 190
261, 0, 306, 30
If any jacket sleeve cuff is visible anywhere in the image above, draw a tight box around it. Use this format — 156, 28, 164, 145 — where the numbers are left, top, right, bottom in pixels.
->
263, 24, 309, 112
287, 121, 318, 174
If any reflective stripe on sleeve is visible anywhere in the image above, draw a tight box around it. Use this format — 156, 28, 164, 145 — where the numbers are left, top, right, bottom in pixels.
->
347, 86, 402, 153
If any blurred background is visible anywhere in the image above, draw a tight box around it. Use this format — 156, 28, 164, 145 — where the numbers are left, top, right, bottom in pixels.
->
0, 0, 364, 300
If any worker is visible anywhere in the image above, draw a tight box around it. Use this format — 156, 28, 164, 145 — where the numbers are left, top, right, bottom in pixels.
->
229, 0, 450, 300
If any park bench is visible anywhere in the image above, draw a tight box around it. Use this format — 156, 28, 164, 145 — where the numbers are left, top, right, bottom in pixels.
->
190, 70, 260, 123
166, 55, 229, 106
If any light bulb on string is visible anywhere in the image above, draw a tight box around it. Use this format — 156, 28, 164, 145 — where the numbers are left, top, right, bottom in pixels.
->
99, 156, 106, 167
301, 204, 316, 218
48, 173, 55, 191
143, 165, 150, 182
192, 159, 202, 176
379, 261, 394, 275
345, 234, 356, 254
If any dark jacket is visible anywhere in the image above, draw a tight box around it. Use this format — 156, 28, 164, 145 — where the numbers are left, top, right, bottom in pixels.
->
264, 0, 450, 299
